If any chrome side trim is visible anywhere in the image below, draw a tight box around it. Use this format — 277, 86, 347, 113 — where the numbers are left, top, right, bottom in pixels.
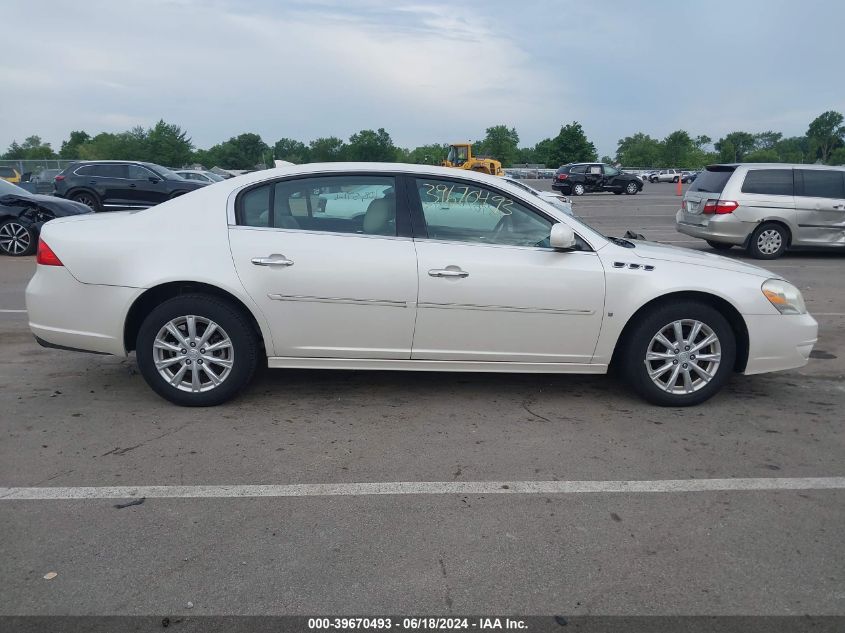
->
268, 294, 408, 308
267, 357, 608, 374
418, 302, 594, 315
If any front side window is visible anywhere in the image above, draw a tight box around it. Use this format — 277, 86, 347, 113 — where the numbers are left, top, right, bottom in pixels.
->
799, 169, 845, 199
415, 177, 553, 248
741, 169, 793, 196
603, 165, 620, 176
238, 175, 397, 236
127, 164, 158, 180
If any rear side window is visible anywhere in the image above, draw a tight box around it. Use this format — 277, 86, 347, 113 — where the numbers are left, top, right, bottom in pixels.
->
689, 166, 735, 193
741, 169, 793, 196
569, 165, 586, 174
798, 170, 845, 199
0, 167, 15, 177
91, 164, 127, 178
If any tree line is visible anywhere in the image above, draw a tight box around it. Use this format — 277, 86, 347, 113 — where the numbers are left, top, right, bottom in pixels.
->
3, 111, 843, 170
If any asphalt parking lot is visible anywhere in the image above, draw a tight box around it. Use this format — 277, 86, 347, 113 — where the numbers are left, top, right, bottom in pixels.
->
1, 182, 843, 620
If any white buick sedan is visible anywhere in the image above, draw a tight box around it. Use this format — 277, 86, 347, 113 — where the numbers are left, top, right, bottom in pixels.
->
26, 163, 817, 407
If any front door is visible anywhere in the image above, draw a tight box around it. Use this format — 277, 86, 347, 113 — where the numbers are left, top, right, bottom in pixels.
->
126, 164, 170, 207
408, 176, 605, 363
794, 168, 845, 246
228, 173, 418, 359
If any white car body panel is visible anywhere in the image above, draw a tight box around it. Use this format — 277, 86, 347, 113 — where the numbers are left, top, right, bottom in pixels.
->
27, 162, 817, 385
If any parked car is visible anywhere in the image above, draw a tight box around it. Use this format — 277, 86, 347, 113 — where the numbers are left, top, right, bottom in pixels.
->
53, 161, 207, 212
174, 169, 227, 184
552, 163, 643, 196
676, 163, 845, 259
503, 176, 574, 215
0, 166, 22, 183
0, 179, 91, 256
31, 168, 63, 194
28, 163, 816, 408
681, 171, 699, 184
650, 169, 682, 183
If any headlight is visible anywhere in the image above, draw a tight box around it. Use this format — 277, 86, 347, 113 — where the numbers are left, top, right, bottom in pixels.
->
762, 279, 807, 315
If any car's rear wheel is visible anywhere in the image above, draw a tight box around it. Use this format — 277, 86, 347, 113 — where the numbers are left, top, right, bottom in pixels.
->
572, 183, 585, 196
71, 191, 101, 212
706, 240, 733, 251
625, 181, 639, 195
672, 176, 679, 183
747, 222, 788, 259
621, 302, 736, 406
0, 219, 35, 256
136, 295, 259, 406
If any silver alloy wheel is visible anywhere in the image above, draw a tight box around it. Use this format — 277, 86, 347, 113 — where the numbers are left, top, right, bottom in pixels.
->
644, 319, 721, 395
626, 182, 638, 194
756, 229, 782, 255
573, 183, 585, 195
0, 222, 31, 255
74, 194, 95, 209
153, 315, 234, 393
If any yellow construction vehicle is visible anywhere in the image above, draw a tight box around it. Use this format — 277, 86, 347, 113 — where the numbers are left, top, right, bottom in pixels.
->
441, 142, 504, 176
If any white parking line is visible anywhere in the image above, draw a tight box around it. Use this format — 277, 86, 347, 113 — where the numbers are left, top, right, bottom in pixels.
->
0, 309, 26, 313
1, 477, 843, 501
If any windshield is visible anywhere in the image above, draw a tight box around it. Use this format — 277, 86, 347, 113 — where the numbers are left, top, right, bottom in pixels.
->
0, 179, 32, 197
206, 172, 225, 182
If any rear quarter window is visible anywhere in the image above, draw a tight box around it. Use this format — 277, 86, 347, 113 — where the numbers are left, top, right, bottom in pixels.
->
689, 167, 735, 194
741, 169, 794, 196
0, 167, 16, 177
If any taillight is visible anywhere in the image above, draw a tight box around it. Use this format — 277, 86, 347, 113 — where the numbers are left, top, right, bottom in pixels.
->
54, 175, 65, 182
702, 199, 738, 215
681, 200, 687, 211
557, 173, 568, 181
36, 239, 63, 266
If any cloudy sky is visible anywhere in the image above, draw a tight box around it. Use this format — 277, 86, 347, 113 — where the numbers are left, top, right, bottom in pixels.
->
3, 0, 843, 156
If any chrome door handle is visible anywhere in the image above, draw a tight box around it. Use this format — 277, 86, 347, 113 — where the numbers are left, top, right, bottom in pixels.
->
833, 204, 845, 210
428, 268, 469, 278
251, 254, 294, 267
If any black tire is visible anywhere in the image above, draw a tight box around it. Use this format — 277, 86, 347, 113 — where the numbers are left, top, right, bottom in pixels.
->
71, 190, 102, 212
625, 181, 639, 195
747, 222, 788, 259
621, 301, 736, 406
136, 294, 259, 406
571, 183, 586, 196
0, 218, 36, 256
613, 191, 623, 195
706, 240, 733, 251
672, 176, 679, 183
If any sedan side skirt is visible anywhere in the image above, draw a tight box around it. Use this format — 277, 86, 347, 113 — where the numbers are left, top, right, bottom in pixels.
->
267, 357, 608, 374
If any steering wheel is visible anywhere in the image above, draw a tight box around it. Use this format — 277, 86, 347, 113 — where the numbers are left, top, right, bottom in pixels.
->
492, 214, 511, 238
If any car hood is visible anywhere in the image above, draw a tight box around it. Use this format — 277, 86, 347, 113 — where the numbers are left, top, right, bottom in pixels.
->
629, 240, 776, 278
0, 194, 92, 217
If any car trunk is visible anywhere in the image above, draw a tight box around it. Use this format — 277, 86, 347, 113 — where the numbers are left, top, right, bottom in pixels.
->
679, 165, 736, 224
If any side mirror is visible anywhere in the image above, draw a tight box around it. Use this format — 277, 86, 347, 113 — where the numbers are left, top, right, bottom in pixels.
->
550, 223, 577, 251
149, 177, 160, 183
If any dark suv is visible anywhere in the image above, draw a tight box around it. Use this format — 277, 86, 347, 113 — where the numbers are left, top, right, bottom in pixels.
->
552, 163, 643, 196
54, 161, 207, 211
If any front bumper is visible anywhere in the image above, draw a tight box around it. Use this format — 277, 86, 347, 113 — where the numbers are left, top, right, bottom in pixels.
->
26, 265, 141, 356
743, 312, 818, 375
675, 210, 753, 246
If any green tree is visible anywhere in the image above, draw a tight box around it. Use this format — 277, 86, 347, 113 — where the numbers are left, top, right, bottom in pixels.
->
807, 110, 845, 163
2, 140, 24, 159
406, 143, 449, 164
615, 132, 663, 167
715, 132, 756, 162
546, 122, 597, 168
199, 133, 270, 169
2, 136, 56, 160
774, 136, 809, 163
309, 136, 346, 162
59, 131, 91, 158
743, 148, 780, 162
829, 147, 845, 165
476, 125, 519, 167
273, 138, 310, 164
753, 131, 782, 151
145, 120, 193, 167
661, 130, 700, 167
346, 128, 396, 162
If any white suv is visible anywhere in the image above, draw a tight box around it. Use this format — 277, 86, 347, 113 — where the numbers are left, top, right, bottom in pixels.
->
675, 163, 845, 259
650, 169, 682, 183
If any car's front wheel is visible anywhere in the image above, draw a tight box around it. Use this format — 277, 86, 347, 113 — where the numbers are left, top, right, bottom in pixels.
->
571, 183, 586, 196
621, 302, 736, 406
625, 181, 639, 195
136, 295, 259, 406
747, 222, 788, 259
0, 219, 35, 256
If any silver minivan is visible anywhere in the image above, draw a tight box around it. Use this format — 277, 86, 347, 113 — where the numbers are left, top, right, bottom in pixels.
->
675, 163, 845, 259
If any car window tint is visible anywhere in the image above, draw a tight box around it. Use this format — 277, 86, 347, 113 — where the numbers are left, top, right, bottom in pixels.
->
799, 170, 845, 199
415, 177, 552, 248
0, 167, 15, 177
239, 175, 397, 236
741, 169, 794, 196
93, 164, 127, 178
127, 164, 156, 180
689, 167, 734, 193
569, 165, 586, 174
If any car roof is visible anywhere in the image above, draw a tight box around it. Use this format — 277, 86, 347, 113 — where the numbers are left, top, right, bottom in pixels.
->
708, 163, 845, 170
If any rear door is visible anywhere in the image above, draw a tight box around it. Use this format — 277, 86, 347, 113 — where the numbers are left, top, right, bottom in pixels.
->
584, 164, 603, 191
794, 169, 845, 246
228, 173, 418, 359
735, 167, 796, 226
89, 164, 130, 208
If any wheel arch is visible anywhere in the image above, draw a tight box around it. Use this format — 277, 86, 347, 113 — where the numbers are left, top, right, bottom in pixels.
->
65, 186, 100, 201
609, 290, 749, 372
753, 219, 793, 247
124, 281, 268, 354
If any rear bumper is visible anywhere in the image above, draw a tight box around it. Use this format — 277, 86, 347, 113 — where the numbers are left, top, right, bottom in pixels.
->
26, 265, 140, 356
676, 211, 753, 245
743, 313, 818, 375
